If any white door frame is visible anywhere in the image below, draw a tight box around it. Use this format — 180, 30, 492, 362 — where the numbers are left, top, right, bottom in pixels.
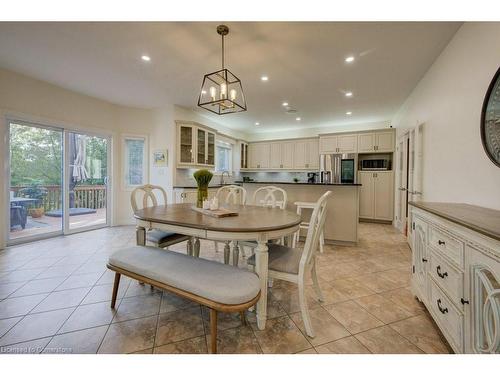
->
395, 131, 409, 234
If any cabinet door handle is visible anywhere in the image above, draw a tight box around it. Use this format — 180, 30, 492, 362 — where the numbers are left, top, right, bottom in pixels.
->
461, 298, 470, 305
422, 258, 428, 263
436, 265, 448, 279
437, 299, 448, 314
438, 240, 446, 245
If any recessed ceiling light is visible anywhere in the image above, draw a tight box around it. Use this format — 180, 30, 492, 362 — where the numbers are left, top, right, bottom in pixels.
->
141, 55, 151, 62
345, 92, 353, 97
261, 76, 269, 81
282, 102, 288, 106
346, 111, 352, 115
296, 117, 301, 121
345, 56, 355, 63
255, 122, 260, 126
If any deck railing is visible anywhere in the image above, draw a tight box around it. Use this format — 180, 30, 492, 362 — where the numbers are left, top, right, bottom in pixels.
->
11, 185, 107, 211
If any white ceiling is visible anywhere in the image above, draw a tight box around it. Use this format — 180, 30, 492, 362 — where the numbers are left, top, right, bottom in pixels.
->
0, 22, 461, 132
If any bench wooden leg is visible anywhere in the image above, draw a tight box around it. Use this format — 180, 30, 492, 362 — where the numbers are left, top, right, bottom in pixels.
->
240, 311, 246, 325
111, 273, 121, 309
210, 309, 218, 354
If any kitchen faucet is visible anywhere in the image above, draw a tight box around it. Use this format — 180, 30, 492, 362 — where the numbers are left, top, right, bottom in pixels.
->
220, 170, 230, 185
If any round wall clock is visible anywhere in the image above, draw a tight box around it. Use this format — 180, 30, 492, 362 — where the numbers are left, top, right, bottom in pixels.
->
481, 67, 500, 167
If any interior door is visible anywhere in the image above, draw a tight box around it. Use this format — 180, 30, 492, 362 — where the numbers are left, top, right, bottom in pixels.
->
395, 133, 409, 233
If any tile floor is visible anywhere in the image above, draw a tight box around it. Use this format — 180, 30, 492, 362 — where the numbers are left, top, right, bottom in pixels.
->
0, 223, 452, 354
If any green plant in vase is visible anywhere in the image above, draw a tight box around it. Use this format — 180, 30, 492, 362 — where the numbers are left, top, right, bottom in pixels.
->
193, 169, 213, 208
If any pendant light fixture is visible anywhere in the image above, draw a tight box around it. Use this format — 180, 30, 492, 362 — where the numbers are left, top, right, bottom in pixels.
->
197, 25, 247, 115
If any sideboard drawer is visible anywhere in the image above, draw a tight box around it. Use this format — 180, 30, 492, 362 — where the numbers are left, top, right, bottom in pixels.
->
429, 249, 464, 310
429, 278, 464, 353
429, 226, 464, 269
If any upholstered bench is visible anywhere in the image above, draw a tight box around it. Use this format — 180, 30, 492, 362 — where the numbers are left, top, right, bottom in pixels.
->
107, 246, 261, 353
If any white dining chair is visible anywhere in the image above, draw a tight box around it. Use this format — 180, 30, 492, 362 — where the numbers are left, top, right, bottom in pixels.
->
131, 184, 191, 253
239, 186, 288, 257
292, 201, 326, 253
214, 185, 247, 265
247, 191, 331, 338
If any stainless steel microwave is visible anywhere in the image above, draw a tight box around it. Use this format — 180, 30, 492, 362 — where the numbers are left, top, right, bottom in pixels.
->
361, 159, 390, 170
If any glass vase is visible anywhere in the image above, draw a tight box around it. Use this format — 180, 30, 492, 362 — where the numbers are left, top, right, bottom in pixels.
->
197, 187, 208, 208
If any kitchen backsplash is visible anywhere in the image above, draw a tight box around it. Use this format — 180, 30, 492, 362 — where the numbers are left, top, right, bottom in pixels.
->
239, 171, 309, 183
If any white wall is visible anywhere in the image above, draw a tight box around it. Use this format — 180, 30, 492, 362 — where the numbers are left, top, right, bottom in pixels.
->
0, 68, 176, 248
392, 23, 500, 210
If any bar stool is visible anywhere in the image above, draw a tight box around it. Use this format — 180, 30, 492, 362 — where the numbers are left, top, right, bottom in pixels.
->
292, 201, 325, 253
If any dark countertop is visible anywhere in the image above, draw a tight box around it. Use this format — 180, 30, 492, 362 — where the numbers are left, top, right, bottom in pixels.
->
409, 201, 500, 242
173, 184, 241, 189
236, 181, 361, 186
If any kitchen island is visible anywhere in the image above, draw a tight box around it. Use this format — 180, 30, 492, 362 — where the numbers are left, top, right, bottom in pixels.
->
240, 182, 360, 244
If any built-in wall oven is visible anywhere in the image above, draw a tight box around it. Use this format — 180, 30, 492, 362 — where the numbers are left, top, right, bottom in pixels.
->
360, 159, 390, 170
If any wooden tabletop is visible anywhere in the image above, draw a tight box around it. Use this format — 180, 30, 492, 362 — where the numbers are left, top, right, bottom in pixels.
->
409, 201, 500, 242
134, 203, 302, 233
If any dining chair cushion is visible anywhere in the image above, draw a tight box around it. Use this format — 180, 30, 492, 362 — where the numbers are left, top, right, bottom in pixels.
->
109, 246, 260, 305
147, 229, 188, 245
247, 243, 302, 275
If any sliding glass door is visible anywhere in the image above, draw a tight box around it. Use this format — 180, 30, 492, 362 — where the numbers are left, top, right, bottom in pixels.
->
66, 131, 110, 232
8, 121, 64, 242
7, 120, 111, 244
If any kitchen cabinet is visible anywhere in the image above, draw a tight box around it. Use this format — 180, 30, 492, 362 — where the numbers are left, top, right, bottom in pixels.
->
248, 142, 270, 169
239, 141, 248, 169
319, 134, 357, 154
409, 204, 500, 353
177, 122, 216, 168
269, 141, 294, 169
292, 139, 319, 169
247, 139, 316, 170
358, 171, 394, 221
358, 131, 394, 153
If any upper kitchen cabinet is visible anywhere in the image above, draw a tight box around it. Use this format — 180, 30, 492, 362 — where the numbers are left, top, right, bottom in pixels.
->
294, 138, 319, 169
248, 142, 270, 169
358, 130, 394, 153
319, 134, 357, 154
176, 122, 216, 168
239, 141, 248, 169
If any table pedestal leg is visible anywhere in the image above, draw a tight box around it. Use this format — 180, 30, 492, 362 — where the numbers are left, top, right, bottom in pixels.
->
194, 238, 200, 258
223, 241, 231, 264
136, 226, 146, 246
255, 240, 269, 330
232, 241, 240, 267
187, 238, 193, 256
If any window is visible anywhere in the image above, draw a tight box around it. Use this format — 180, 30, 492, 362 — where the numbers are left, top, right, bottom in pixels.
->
123, 136, 147, 188
215, 140, 232, 173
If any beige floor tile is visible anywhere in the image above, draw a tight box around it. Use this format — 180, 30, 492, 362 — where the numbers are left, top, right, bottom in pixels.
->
0, 337, 52, 354
353, 272, 401, 293
329, 278, 377, 299
251, 316, 311, 354
0, 268, 44, 283
159, 291, 200, 313
33, 265, 79, 280
10, 277, 66, 298
98, 316, 157, 353
289, 306, 350, 346
31, 287, 91, 313
43, 326, 108, 354
206, 325, 261, 354
315, 336, 370, 354
0, 307, 74, 346
155, 307, 204, 346
354, 294, 416, 324
270, 286, 320, 314
323, 300, 384, 334
246, 293, 288, 323
379, 287, 426, 315
0, 293, 48, 319
390, 314, 452, 353
154, 336, 207, 354
131, 348, 153, 354
59, 301, 117, 333
81, 281, 129, 305
113, 293, 161, 323
55, 272, 103, 291
124, 281, 160, 298
0, 281, 25, 299
355, 326, 423, 354
201, 307, 243, 332
0, 316, 23, 337
296, 348, 317, 354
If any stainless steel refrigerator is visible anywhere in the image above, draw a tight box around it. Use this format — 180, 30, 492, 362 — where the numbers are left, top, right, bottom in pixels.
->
319, 153, 358, 184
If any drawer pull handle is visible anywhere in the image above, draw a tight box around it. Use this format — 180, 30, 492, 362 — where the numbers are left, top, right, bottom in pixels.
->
438, 240, 446, 245
460, 298, 470, 305
436, 265, 448, 279
422, 258, 428, 263
437, 299, 448, 314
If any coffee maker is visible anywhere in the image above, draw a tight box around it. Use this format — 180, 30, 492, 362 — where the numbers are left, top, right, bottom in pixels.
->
307, 172, 318, 184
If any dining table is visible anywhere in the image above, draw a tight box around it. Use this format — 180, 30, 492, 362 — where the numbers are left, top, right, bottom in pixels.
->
133, 203, 302, 330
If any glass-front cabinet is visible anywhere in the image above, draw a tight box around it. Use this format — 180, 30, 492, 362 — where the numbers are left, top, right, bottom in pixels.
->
240, 141, 248, 169
177, 122, 216, 168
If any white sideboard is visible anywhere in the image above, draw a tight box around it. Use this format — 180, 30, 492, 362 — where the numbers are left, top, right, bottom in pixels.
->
409, 202, 500, 353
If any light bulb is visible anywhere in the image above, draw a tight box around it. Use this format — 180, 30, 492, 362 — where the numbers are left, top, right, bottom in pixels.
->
220, 83, 227, 99
230, 89, 237, 101
209, 86, 216, 101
